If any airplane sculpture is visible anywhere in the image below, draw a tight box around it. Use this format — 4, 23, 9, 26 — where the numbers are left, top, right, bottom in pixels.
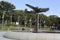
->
25, 4, 49, 33
25, 4, 49, 13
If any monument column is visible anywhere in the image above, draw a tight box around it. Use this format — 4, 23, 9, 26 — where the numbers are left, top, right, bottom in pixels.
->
34, 13, 39, 33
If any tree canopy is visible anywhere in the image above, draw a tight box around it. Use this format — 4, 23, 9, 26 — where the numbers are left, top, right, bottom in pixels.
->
0, 1, 15, 11
0, 1, 15, 23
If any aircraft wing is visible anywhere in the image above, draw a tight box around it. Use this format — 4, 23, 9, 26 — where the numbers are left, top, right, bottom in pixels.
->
39, 8, 49, 12
25, 4, 49, 13
25, 4, 35, 9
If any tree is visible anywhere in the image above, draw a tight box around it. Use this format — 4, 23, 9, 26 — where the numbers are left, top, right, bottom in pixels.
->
0, 1, 15, 22
49, 15, 59, 26
39, 14, 49, 26
0, 1, 15, 11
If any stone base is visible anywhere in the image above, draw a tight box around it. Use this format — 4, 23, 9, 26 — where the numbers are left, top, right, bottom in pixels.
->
4, 31, 60, 40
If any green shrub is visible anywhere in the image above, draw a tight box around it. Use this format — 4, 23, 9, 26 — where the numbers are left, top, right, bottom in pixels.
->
10, 28, 17, 30
6, 22, 16, 27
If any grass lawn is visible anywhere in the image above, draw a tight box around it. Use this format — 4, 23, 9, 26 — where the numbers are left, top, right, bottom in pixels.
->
0, 26, 53, 32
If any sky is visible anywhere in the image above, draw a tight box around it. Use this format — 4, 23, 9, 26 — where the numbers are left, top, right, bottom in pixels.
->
0, 0, 60, 17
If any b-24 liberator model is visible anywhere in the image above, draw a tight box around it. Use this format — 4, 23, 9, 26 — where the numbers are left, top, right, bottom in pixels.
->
25, 4, 49, 13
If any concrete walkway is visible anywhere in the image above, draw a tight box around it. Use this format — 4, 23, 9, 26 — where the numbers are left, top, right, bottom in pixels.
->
4, 31, 60, 40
